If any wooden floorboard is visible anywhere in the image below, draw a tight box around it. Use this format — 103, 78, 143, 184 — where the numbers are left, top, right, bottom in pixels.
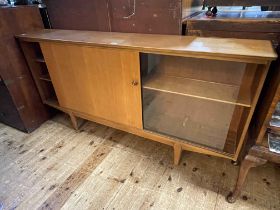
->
0, 114, 279, 210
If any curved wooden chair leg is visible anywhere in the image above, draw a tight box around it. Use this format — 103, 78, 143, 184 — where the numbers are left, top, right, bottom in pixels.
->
227, 154, 267, 203
69, 112, 79, 131
174, 143, 182, 165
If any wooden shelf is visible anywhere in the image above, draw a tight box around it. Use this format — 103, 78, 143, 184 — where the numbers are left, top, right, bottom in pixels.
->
35, 57, 45, 63
143, 72, 251, 107
39, 74, 51, 82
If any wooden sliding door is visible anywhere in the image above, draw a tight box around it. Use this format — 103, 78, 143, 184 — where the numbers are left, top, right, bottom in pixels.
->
40, 42, 142, 128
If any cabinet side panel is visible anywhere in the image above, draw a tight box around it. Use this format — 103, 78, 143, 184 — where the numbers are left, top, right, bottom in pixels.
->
0, 6, 50, 132
40, 42, 142, 129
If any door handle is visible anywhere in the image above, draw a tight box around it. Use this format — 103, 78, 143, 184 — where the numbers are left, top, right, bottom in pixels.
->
131, 80, 138, 86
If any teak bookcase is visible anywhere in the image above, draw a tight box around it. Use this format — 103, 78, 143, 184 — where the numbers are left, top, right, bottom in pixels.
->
17, 30, 277, 164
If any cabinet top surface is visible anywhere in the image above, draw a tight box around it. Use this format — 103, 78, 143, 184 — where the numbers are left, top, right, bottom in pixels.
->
17, 29, 277, 63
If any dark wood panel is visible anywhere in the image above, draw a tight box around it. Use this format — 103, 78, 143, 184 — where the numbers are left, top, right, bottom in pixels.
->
0, 6, 43, 80
0, 79, 25, 132
44, 0, 111, 31
0, 6, 50, 132
5, 76, 51, 132
108, 0, 182, 34
44, 0, 182, 35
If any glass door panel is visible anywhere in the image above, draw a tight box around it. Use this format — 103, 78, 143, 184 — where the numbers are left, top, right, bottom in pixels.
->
140, 53, 255, 154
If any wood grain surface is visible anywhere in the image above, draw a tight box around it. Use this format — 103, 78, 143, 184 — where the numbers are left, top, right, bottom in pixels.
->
40, 42, 142, 129
17, 29, 277, 64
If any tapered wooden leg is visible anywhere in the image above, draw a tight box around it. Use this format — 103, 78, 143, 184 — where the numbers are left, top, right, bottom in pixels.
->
227, 154, 267, 203
69, 112, 79, 131
174, 143, 182, 165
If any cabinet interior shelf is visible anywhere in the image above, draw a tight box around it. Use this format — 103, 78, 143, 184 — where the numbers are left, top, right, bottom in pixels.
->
39, 74, 51, 82
143, 72, 251, 107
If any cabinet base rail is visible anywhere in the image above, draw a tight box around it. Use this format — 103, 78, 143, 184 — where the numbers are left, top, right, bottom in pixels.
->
52, 103, 237, 165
